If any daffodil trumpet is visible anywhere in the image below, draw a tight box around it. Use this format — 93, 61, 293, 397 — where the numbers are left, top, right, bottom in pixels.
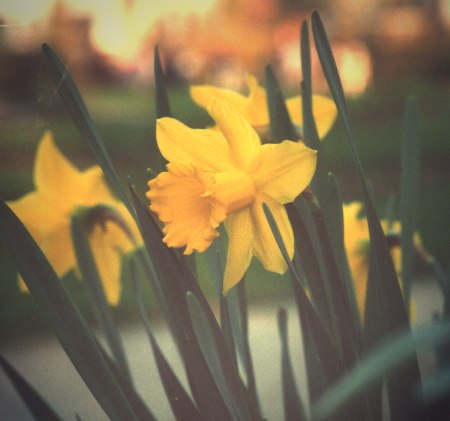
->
147, 98, 317, 293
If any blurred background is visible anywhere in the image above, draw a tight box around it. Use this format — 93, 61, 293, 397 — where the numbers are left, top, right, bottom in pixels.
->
0, 0, 449, 329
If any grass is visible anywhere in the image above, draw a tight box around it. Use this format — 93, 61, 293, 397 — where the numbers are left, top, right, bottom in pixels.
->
0, 77, 448, 329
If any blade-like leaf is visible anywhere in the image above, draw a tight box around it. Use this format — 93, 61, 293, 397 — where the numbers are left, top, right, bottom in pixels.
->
263, 203, 343, 386
95, 341, 157, 421
299, 23, 359, 344
186, 292, 252, 421
0, 201, 138, 421
265, 65, 297, 142
312, 11, 422, 419
287, 201, 335, 343
277, 308, 307, 421
152, 45, 170, 174
312, 321, 450, 421
265, 202, 368, 419
0, 355, 62, 421
129, 257, 201, 421
400, 96, 420, 312
71, 213, 131, 381
154, 45, 172, 119
128, 184, 232, 419
420, 366, 450, 417
41, 44, 133, 215
299, 194, 360, 369
234, 280, 261, 414
326, 173, 361, 334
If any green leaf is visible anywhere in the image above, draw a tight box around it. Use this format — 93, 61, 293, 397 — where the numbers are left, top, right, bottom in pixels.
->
154, 45, 172, 119
152, 46, 170, 173
263, 203, 344, 388
299, 194, 361, 370
0, 201, 138, 421
312, 321, 450, 421
95, 341, 157, 421
0, 355, 62, 421
300, 23, 361, 357
186, 292, 253, 421
265, 65, 297, 142
287, 201, 334, 344
311, 10, 422, 419
400, 96, 420, 312
420, 365, 450, 413
277, 308, 307, 421
128, 256, 201, 421
300, 22, 337, 241
128, 184, 233, 419
71, 212, 131, 382
326, 173, 361, 333
233, 281, 261, 414
41, 44, 133, 215
300, 21, 312, 107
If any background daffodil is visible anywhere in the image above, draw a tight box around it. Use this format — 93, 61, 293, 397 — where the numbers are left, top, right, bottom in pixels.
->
190, 74, 337, 139
7, 131, 141, 305
147, 98, 317, 293
343, 201, 421, 319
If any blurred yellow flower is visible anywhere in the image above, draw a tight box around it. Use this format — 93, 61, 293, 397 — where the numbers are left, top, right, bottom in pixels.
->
190, 74, 337, 139
343, 202, 419, 319
147, 98, 317, 293
7, 131, 141, 305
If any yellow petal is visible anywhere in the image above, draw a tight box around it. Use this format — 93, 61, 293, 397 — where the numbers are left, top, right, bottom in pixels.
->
245, 74, 270, 126
285, 95, 337, 139
79, 167, 116, 206
39, 222, 75, 277
342, 202, 370, 319
251, 196, 293, 274
223, 208, 254, 294
34, 131, 81, 201
190, 84, 248, 115
251, 140, 317, 204
89, 222, 127, 306
208, 97, 261, 170
7, 191, 61, 239
147, 162, 227, 254
18, 275, 28, 293
156, 118, 232, 172
114, 202, 143, 248
349, 251, 369, 318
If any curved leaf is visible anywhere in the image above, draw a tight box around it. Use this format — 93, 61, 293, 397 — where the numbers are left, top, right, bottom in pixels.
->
0, 355, 61, 421
0, 201, 138, 421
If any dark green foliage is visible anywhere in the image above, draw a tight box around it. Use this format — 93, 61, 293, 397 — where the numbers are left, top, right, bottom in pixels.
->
0, 355, 62, 421
0, 201, 139, 421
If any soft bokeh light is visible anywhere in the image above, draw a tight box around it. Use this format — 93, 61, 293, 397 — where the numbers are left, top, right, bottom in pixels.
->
0, 0, 216, 68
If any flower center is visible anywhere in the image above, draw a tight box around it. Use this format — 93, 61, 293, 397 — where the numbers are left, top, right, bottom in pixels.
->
211, 170, 256, 213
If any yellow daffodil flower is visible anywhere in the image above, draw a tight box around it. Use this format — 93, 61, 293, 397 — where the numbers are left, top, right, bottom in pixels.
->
7, 131, 141, 305
343, 202, 420, 320
147, 98, 317, 293
190, 74, 337, 139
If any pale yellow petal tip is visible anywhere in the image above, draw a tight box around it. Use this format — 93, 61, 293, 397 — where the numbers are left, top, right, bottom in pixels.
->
38, 130, 56, 153
107, 290, 120, 306
156, 117, 172, 128
18, 275, 29, 293
40, 130, 54, 143
245, 73, 259, 90
206, 96, 222, 114
222, 276, 241, 296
